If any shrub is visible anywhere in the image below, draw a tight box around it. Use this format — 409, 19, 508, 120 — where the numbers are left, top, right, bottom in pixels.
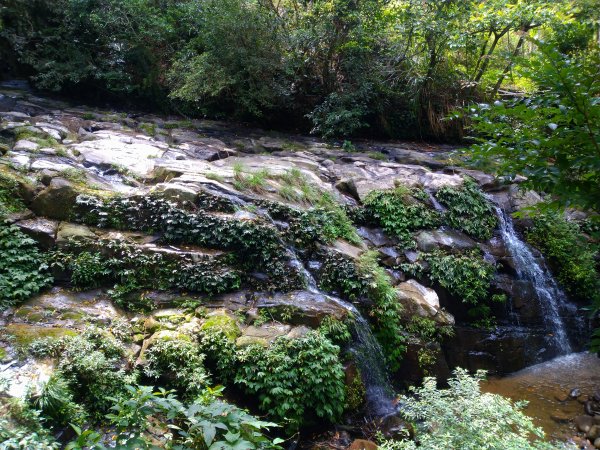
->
50, 331, 134, 419
425, 250, 496, 305
32, 373, 85, 427
0, 224, 53, 310
357, 251, 407, 371
363, 188, 441, 248
235, 332, 345, 430
197, 328, 238, 383
435, 178, 497, 240
97, 385, 282, 450
526, 212, 599, 302
382, 368, 561, 450
143, 337, 209, 396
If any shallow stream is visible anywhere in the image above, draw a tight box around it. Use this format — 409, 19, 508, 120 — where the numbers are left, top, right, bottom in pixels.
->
482, 352, 600, 441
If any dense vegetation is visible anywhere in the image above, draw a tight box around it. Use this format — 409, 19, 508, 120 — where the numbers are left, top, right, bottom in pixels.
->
1, 0, 600, 448
1, 0, 598, 139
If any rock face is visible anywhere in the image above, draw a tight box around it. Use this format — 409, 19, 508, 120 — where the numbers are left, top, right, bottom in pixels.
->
30, 178, 78, 220
0, 81, 589, 428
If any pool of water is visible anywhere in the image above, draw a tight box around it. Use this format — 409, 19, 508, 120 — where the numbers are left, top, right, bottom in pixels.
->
482, 352, 600, 441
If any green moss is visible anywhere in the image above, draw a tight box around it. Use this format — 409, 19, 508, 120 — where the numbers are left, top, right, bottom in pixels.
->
5, 324, 76, 348
344, 368, 366, 412
201, 312, 241, 341
0, 347, 6, 360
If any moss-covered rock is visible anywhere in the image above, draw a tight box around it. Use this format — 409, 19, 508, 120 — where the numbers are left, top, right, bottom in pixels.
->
5, 324, 76, 348
200, 310, 241, 341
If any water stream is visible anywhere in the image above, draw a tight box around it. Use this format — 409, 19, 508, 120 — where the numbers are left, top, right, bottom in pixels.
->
494, 206, 573, 354
287, 247, 398, 416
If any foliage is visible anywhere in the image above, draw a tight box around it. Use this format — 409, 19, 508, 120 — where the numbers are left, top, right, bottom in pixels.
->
318, 250, 407, 370
2, 0, 590, 138
235, 332, 345, 430
0, 171, 26, 215
384, 368, 562, 450
318, 316, 352, 347
363, 187, 442, 248
99, 385, 282, 450
73, 194, 302, 291
356, 251, 407, 371
425, 250, 496, 306
465, 42, 600, 215
50, 238, 241, 312
526, 212, 599, 301
36, 330, 134, 419
0, 223, 52, 310
435, 178, 498, 240
197, 328, 238, 383
144, 337, 209, 396
32, 373, 84, 427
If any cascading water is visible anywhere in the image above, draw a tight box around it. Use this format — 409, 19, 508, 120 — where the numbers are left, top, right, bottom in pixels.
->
494, 206, 573, 354
287, 248, 397, 416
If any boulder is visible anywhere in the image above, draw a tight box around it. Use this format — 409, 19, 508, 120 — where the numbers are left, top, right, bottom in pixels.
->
30, 178, 78, 220
236, 323, 291, 347
414, 229, 476, 252
56, 222, 96, 246
576, 415, 594, 433
397, 280, 454, 325
13, 139, 39, 152
15, 217, 58, 249
151, 182, 199, 204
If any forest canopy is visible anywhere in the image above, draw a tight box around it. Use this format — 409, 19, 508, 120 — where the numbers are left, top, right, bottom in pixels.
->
1, 0, 598, 140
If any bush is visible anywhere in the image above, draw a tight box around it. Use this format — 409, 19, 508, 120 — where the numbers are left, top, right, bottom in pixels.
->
363, 187, 441, 248
0, 224, 52, 310
143, 337, 209, 396
425, 250, 496, 306
381, 368, 561, 450
90, 385, 281, 450
435, 178, 497, 240
526, 212, 599, 302
235, 332, 345, 430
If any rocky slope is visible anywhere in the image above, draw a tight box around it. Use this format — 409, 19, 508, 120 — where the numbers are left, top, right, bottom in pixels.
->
0, 81, 589, 435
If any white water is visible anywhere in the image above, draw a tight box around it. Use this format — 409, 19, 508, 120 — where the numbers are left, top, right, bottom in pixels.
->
495, 206, 572, 354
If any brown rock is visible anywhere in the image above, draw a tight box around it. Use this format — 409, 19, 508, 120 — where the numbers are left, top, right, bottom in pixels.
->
348, 439, 378, 450
588, 425, 600, 441
576, 415, 594, 433
550, 411, 571, 423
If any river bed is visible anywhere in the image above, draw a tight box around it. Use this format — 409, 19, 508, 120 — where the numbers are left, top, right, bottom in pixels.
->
482, 352, 600, 441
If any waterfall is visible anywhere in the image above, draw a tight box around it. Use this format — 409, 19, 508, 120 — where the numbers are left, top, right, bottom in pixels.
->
287, 248, 397, 416
494, 206, 572, 354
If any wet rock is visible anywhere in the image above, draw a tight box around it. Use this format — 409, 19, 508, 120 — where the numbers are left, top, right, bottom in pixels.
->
414, 229, 476, 252
588, 425, 600, 441
332, 239, 364, 260
30, 159, 74, 172
570, 388, 582, 399
30, 178, 78, 220
15, 217, 58, 249
509, 186, 543, 213
39, 169, 58, 186
56, 222, 96, 246
554, 390, 570, 402
576, 415, 594, 433
348, 439, 378, 450
378, 415, 414, 441
357, 226, 396, 247
550, 411, 571, 423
